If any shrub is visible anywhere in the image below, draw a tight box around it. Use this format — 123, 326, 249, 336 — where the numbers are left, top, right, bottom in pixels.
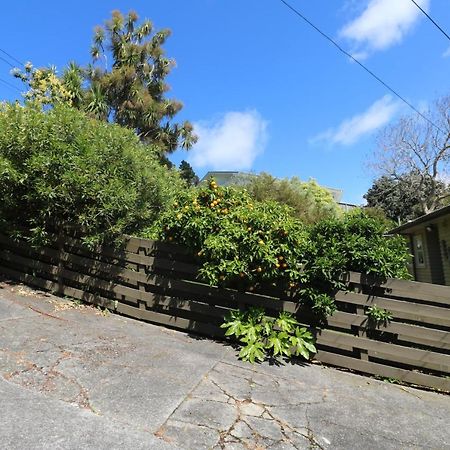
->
146, 179, 411, 323
145, 178, 310, 290
307, 211, 411, 281
238, 172, 340, 224
0, 103, 184, 247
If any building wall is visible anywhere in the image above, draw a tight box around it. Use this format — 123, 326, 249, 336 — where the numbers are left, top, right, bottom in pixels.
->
412, 231, 433, 284
410, 218, 450, 285
437, 217, 450, 285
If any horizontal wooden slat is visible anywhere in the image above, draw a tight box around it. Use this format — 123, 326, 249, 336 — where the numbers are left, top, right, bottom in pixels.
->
59, 248, 295, 312
123, 235, 194, 258
0, 249, 59, 278
0, 263, 116, 310
61, 235, 200, 276
0, 264, 57, 292
317, 329, 450, 373
346, 271, 450, 306
0, 234, 59, 260
335, 291, 450, 328
316, 350, 450, 391
329, 311, 450, 351
116, 302, 224, 337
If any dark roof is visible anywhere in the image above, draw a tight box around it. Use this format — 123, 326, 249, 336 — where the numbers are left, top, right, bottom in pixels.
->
389, 204, 450, 234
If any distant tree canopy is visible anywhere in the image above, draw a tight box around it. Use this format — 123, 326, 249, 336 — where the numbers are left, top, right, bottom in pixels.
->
371, 94, 450, 214
364, 172, 449, 223
179, 160, 199, 186
239, 172, 340, 224
14, 10, 196, 156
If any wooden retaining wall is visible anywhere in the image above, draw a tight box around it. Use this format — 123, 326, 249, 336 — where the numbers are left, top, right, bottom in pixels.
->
0, 233, 449, 392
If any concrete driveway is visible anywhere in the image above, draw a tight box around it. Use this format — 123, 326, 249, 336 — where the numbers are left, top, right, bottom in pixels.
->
0, 279, 449, 450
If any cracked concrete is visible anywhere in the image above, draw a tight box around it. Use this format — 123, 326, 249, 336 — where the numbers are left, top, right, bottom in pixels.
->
0, 279, 449, 450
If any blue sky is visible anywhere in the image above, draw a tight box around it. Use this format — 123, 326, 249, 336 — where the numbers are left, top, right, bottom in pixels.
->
0, 0, 449, 204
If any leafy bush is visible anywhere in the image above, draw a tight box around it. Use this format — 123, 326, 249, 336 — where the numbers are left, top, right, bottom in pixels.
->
307, 211, 411, 281
146, 179, 411, 323
0, 103, 184, 247
221, 308, 316, 363
238, 172, 341, 224
144, 178, 310, 290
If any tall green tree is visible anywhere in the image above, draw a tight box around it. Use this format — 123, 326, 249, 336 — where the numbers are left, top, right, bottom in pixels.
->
14, 10, 196, 155
364, 172, 449, 223
179, 160, 199, 186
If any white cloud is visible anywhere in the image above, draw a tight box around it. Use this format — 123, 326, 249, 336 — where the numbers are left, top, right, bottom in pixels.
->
189, 110, 267, 170
443, 47, 450, 58
340, 0, 429, 58
311, 95, 401, 146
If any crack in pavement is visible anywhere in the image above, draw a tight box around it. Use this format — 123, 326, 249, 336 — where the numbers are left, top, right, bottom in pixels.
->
1, 347, 95, 413
158, 363, 327, 450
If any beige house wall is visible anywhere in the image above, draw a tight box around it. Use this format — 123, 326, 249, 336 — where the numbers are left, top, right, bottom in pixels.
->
411, 231, 433, 284
437, 217, 450, 285
408, 217, 450, 286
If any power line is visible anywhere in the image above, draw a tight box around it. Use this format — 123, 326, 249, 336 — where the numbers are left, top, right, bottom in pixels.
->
0, 48, 24, 67
0, 54, 15, 69
410, 0, 450, 42
0, 77, 21, 92
277, 0, 445, 135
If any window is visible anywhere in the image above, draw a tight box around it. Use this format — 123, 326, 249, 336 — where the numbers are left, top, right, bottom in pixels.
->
413, 235, 426, 267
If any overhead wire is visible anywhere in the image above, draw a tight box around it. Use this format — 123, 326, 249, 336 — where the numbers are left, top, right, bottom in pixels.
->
0, 47, 24, 94
0, 77, 21, 92
410, 0, 450, 42
0, 54, 15, 69
277, 0, 446, 135
0, 47, 24, 67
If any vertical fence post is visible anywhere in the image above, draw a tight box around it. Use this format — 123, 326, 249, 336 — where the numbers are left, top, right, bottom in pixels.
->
56, 228, 65, 296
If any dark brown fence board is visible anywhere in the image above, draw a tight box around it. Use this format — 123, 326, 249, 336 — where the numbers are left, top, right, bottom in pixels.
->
317, 329, 450, 373
0, 264, 57, 292
329, 311, 450, 351
0, 249, 59, 278
116, 302, 224, 337
61, 235, 200, 276
316, 350, 450, 391
347, 271, 450, 306
335, 291, 450, 328
58, 249, 295, 313
124, 235, 194, 258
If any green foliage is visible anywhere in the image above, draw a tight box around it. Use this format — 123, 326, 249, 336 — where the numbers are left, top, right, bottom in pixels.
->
12, 63, 74, 107
0, 103, 183, 247
14, 10, 196, 155
179, 160, 199, 186
307, 211, 411, 281
145, 178, 309, 290
366, 305, 393, 328
361, 206, 395, 231
241, 172, 341, 224
221, 308, 317, 363
144, 179, 411, 323
364, 173, 449, 223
